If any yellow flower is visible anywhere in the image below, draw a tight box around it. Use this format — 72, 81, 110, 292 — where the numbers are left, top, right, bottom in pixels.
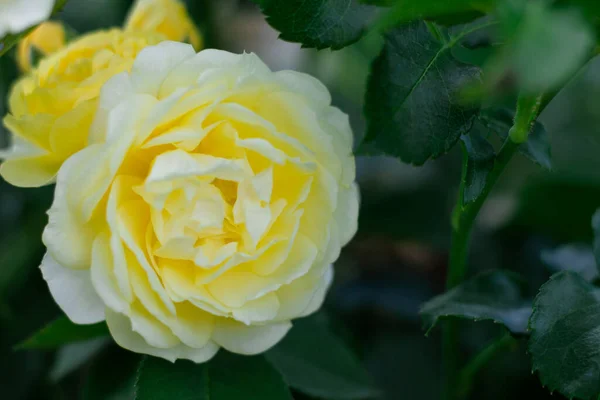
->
17, 21, 67, 72
125, 0, 202, 50
0, 0, 54, 37
0, 29, 164, 187
40, 42, 359, 362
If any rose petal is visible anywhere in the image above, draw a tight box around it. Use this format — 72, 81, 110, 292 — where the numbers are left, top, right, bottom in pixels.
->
40, 253, 105, 324
212, 318, 291, 355
106, 308, 219, 363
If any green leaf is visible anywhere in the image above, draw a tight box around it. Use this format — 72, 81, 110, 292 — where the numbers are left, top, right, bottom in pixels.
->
83, 345, 141, 400
266, 315, 378, 399
49, 338, 108, 382
461, 128, 495, 204
16, 316, 109, 349
481, 108, 551, 169
363, 21, 481, 165
593, 208, 600, 268
420, 270, 532, 335
529, 271, 600, 400
541, 244, 598, 282
491, 2, 594, 93
255, 0, 373, 50
135, 352, 292, 400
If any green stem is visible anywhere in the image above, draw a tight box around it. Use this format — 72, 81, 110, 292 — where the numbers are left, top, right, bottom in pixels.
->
442, 91, 544, 400
457, 334, 516, 399
442, 138, 519, 400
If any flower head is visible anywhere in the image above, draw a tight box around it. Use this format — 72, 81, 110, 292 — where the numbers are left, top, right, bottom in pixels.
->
125, 0, 203, 50
17, 21, 67, 72
0, 0, 54, 37
0, 29, 163, 187
40, 42, 359, 362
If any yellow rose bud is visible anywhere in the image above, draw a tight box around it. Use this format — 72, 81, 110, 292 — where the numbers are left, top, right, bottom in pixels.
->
125, 0, 203, 50
40, 42, 359, 362
0, 0, 54, 37
17, 21, 67, 72
0, 29, 164, 187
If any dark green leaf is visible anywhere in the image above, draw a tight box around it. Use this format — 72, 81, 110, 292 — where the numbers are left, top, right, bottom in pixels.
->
482, 108, 551, 169
541, 244, 598, 282
556, 1, 600, 31
255, 0, 373, 50
266, 315, 378, 399
420, 270, 532, 335
522, 122, 552, 170
593, 208, 600, 268
135, 352, 292, 400
83, 345, 142, 400
461, 129, 495, 204
363, 21, 481, 165
16, 316, 109, 349
529, 271, 600, 400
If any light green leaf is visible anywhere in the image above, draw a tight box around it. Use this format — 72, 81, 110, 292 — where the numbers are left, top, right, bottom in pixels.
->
255, 0, 373, 50
541, 244, 598, 282
420, 270, 532, 335
491, 2, 594, 93
17, 316, 109, 349
461, 128, 495, 204
135, 352, 292, 400
362, 21, 481, 165
266, 315, 378, 399
529, 271, 600, 400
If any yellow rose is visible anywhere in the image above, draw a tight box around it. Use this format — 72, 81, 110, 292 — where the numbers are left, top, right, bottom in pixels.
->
40, 42, 359, 362
0, 29, 163, 187
17, 21, 67, 72
0, 0, 54, 37
125, 0, 203, 50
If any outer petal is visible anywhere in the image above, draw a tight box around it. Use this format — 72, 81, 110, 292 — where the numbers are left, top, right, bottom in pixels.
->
275, 264, 334, 321
43, 146, 103, 270
160, 50, 269, 98
131, 41, 196, 97
89, 72, 134, 144
40, 253, 105, 324
274, 70, 332, 109
0, 155, 60, 187
90, 232, 130, 314
0, 0, 54, 36
335, 182, 360, 247
212, 318, 291, 355
106, 308, 219, 363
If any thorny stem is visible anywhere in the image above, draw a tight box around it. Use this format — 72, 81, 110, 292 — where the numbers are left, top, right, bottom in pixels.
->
442, 91, 544, 400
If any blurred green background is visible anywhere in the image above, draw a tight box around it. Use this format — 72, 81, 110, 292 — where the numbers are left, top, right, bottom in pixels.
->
1, 1, 600, 399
